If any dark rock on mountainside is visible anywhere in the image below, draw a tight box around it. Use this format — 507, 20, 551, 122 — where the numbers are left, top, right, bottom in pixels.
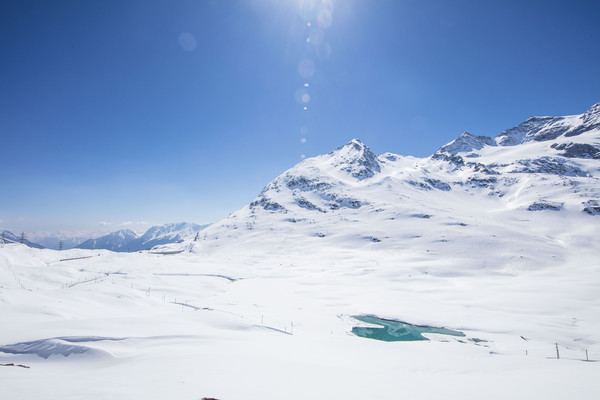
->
497, 102, 600, 145
250, 197, 286, 212
551, 142, 600, 159
512, 157, 588, 177
430, 153, 465, 166
498, 116, 570, 145
528, 202, 563, 211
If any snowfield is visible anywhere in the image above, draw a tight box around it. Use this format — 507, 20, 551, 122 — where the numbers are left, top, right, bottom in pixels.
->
1, 243, 598, 399
2, 103, 600, 399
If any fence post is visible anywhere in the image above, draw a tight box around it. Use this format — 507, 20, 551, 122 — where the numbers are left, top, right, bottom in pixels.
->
555, 343, 560, 360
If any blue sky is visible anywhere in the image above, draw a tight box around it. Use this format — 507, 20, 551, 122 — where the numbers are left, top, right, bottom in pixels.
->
1, 0, 599, 236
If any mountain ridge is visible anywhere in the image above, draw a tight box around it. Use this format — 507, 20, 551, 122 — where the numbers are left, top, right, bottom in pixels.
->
179, 102, 600, 263
74, 222, 209, 252
76, 229, 139, 252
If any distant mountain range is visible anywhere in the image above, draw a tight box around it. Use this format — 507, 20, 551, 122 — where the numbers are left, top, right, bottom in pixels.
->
122, 222, 208, 252
28, 233, 92, 250
0, 230, 44, 249
1, 223, 210, 252
76, 229, 140, 252
75, 222, 209, 252
74, 222, 209, 252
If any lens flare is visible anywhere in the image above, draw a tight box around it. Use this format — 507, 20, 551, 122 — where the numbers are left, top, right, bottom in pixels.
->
295, 88, 311, 104
177, 32, 197, 52
298, 59, 315, 79
308, 27, 324, 47
317, 9, 332, 29
316, 42, 331, 58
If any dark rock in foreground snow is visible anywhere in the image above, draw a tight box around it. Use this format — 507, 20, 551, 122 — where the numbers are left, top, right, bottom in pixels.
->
528, 202, 563, 211
582, 200, 600, 215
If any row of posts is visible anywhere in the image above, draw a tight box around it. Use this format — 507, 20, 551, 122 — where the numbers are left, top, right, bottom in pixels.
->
525, 343, 591, 362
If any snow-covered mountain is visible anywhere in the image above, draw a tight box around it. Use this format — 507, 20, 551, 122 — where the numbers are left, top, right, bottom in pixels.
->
185, 102, 600, 264
0, 230, 44, 249
74, 222, 209, 252
76, 229, 139, 252
125, 222, 209, 251
496, 102, 600, 146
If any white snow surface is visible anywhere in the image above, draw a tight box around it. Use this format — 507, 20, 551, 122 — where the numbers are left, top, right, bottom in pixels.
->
2, 104, 600, 399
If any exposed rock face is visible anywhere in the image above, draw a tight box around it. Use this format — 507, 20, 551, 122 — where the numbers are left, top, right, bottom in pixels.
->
582, 200, 600, 215
497, 116, 570, 145
511, 157, 588, 177
551, 142, 600, 159
528, 202, 563, 211
250, 197, 286, 212
497, 102, 600, 145
424, 178, 452, 191
430, 153, 465, 166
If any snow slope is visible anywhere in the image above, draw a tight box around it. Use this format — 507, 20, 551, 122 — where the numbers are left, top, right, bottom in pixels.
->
1, 103, 599, 399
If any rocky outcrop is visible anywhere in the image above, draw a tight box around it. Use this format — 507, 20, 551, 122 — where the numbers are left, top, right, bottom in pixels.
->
551, 142, 600, 159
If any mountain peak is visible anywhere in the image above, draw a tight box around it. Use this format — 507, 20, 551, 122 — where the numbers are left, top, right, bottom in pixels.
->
584, 101, 600, 116
578, 101, 600, 129
435, 132, 496, 156
329, 139, 381, 180
347, 138, 367, 148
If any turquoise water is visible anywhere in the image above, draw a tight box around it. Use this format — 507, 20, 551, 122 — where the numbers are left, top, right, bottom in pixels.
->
352, 315, 465, 342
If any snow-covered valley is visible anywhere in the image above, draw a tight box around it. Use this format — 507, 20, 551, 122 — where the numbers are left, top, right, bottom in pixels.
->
1, 103, 599, 399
